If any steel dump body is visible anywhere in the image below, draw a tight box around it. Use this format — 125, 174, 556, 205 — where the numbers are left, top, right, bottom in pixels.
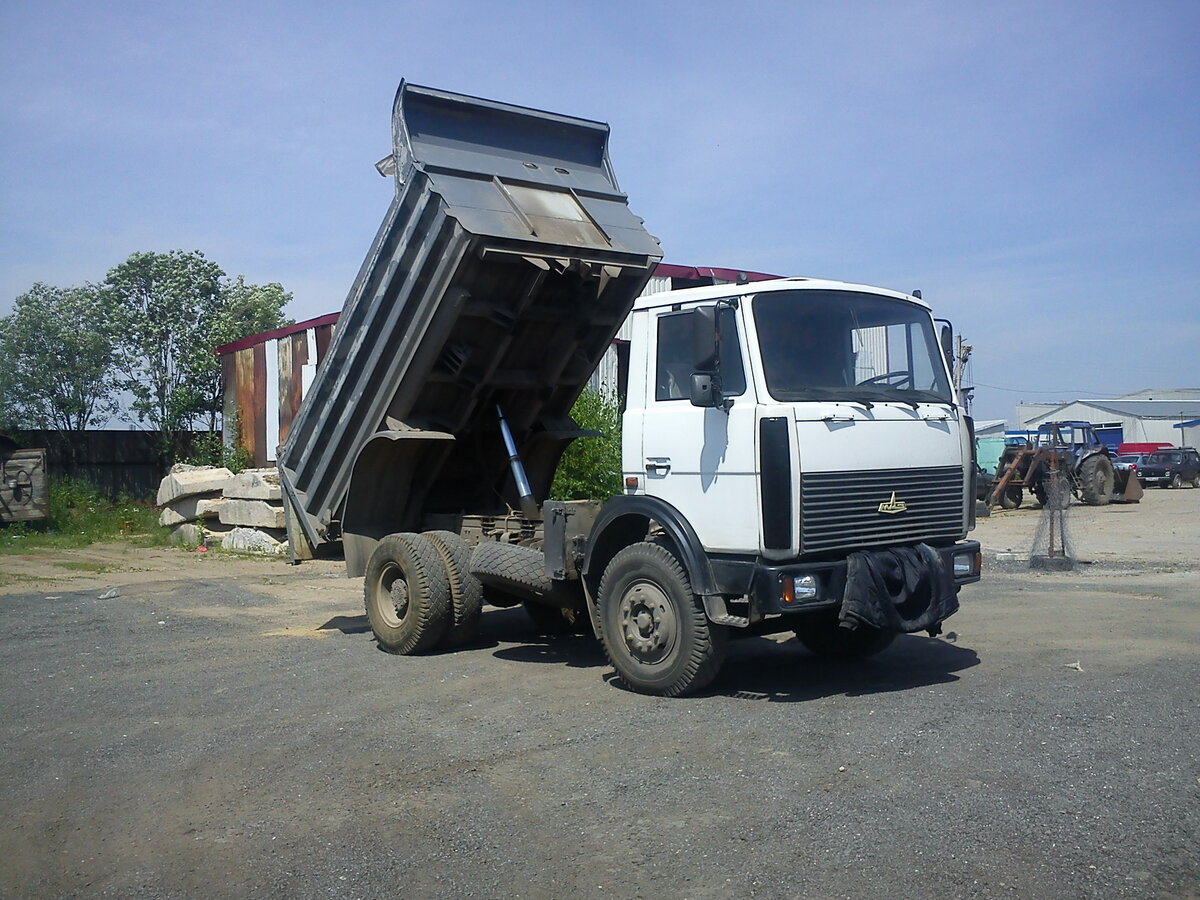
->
277, 83, 662, 571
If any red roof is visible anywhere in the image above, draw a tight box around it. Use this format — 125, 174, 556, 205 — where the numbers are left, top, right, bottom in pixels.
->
216, 312, 340, 355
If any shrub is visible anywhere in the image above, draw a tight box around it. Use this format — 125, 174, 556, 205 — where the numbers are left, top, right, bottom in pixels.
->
550, 389, 623, 501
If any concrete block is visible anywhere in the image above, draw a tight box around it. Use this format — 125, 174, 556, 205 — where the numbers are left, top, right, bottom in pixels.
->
157, 466, 233, 506
224, 468, 282, 501
219, 499, 286, 529
159, 493, 224, 527
221, 527, 288, 555
170, 522, 205, 547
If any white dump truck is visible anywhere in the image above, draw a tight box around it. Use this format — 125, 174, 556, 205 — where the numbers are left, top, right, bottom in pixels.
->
277, 82, 981, 696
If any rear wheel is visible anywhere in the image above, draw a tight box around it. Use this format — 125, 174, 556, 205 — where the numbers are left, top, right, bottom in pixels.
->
597, 542, 726, 697
794, 615, 896, 658
424, 531, 483, 648
363, 533, 451, 654
1079, 454, 1114, 505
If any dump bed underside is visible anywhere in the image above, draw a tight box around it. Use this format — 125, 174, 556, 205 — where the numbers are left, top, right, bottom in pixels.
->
277, 83, 661, 564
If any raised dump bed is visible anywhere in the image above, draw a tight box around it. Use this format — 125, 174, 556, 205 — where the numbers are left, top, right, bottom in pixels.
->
277, 82, 662, 572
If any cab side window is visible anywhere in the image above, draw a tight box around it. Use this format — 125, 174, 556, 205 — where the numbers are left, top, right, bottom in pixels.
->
655, 313, 692, 401
655, 307, 746, 402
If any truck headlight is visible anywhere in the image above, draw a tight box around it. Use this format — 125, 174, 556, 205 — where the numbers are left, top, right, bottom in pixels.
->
782, 574, 819, 606
953, 551, 981, 579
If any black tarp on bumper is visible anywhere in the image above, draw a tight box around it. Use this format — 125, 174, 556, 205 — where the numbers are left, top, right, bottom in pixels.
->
839, 543, 959, 635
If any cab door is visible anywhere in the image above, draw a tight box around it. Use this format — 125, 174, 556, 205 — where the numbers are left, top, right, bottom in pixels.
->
638, 304, 760, 553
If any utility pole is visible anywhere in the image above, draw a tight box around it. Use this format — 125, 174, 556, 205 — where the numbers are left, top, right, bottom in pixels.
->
953, 335, 973, 413
953, 335, 972, 391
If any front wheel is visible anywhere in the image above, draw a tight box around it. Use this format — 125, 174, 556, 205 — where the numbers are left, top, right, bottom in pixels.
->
998, 485, 1023, 509
596, 542, 726, 697
1168, 473, 1183, 489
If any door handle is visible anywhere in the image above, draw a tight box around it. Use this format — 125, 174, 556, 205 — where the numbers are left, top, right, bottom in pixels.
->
645, 458, 671, 475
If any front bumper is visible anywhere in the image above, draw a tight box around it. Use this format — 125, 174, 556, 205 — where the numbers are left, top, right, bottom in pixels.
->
750, 541, 982, 617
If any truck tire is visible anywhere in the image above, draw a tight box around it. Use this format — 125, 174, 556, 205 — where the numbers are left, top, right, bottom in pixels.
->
470, 542, 553, 601
1079, 454, 1114, 505
794, 615, 896, 658
424, 531, 483, 647
999, 485, 1023, 510
523, 599, 590, 635
363, 533, 451, 654
596, 541, 726, 697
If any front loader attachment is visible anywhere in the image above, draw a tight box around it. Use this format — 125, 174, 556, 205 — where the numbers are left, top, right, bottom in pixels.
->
1111, 467, 1143, 503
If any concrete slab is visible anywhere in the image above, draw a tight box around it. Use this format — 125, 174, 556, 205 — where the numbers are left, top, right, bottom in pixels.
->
157, 466, 233, 506
159, 493, 225, 527
223, 468, 282, 501
219, 499, 286, 529
221, 527, 287, 555
169, 522, 205, 547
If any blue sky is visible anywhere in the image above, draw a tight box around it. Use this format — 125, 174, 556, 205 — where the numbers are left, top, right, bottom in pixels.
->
2, 0, 1197, 421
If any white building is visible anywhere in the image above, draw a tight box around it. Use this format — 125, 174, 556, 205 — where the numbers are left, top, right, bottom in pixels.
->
1017, 389, 1200, 448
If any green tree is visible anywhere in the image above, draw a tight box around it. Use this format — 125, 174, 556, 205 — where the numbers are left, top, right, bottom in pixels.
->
105, 250, 290, 442
189, 275, 291, 432
0, 282, 120, 430
550, 388, 623, 501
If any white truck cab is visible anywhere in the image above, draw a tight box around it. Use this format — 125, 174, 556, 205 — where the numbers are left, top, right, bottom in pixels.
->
624, 277, 973, 557
573, 277, 981, 694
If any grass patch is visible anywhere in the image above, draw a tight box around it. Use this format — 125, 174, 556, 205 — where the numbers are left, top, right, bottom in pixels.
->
0, 478, 167, 554
0, 570, 41, 588
57, 561, 117, 573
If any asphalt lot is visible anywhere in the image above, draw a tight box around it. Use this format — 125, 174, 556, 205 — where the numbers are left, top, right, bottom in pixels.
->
1, 489, 1197, 898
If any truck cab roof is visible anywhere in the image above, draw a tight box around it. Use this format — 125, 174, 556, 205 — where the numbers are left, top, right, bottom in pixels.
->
632, 277, 929, 312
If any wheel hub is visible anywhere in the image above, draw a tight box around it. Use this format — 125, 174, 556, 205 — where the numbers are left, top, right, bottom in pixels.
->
619, 582, 676, 664
389, 578, 410, 620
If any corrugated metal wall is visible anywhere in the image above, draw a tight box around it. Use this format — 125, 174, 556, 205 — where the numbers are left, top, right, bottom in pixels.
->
219, 315, 336, 467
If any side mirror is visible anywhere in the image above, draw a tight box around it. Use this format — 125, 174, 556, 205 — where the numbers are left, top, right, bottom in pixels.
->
689, 373, 717, 408
939, 322, 954, 373
692, 307, 718, 372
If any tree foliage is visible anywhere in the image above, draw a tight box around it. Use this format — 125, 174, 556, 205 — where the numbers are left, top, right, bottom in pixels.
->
550, 388, 623, 501
0, 282, 120, 430
104, 250, 290, 438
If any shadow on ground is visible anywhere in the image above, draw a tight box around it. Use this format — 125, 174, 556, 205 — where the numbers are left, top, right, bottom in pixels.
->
482, 604, 979, 700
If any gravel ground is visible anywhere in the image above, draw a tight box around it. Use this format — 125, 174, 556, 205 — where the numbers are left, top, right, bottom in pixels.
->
0, 489, 1197, 899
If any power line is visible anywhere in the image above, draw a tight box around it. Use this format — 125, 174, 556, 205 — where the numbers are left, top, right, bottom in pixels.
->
971, 381, 1121, 396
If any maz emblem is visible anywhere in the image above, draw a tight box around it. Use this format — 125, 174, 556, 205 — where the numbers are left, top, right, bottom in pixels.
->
877, 491, 908, 514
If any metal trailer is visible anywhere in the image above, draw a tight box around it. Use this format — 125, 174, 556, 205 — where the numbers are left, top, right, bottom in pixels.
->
276, 82, 662, 574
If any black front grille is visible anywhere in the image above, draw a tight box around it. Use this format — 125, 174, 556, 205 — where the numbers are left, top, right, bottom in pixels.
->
799, 466, 965, 554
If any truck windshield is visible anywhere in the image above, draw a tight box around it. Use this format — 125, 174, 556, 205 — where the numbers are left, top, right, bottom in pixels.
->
753, 290, 954, 405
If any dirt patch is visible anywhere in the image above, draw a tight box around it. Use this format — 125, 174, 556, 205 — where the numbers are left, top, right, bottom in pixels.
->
974, 482, 1198, 564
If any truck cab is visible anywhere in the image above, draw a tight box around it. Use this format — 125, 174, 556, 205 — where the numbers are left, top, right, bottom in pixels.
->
573, 277, 980, 693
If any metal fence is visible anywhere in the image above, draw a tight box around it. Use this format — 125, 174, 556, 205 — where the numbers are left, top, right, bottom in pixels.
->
5, 430, 208, 500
